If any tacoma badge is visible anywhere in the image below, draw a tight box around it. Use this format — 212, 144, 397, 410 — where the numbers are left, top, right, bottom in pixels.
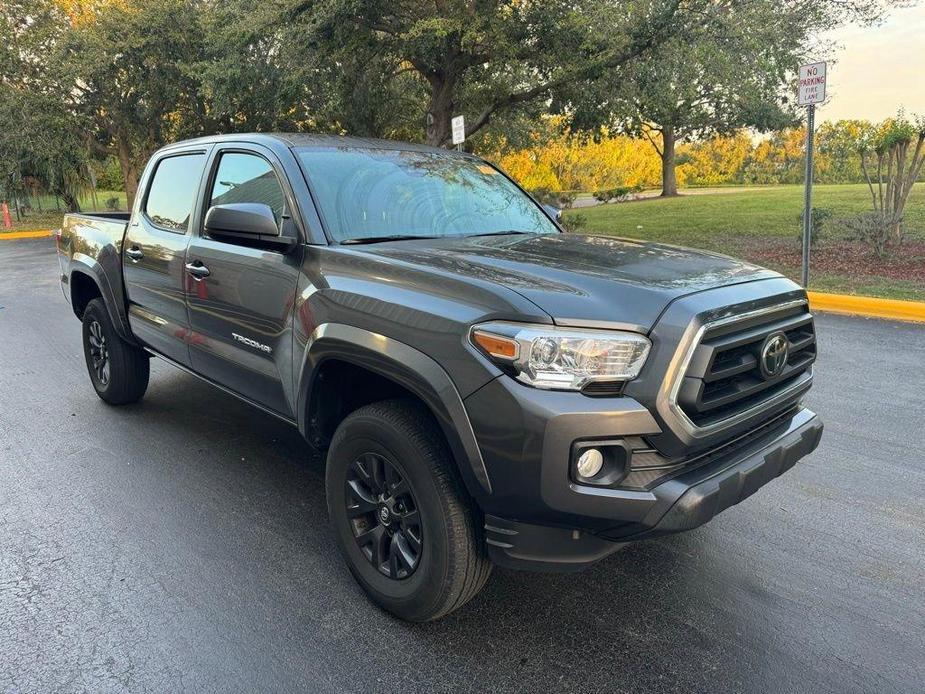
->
232, 333, 272, 353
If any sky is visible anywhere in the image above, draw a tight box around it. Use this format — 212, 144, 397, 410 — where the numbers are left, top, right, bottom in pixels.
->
818, 3, 925, 123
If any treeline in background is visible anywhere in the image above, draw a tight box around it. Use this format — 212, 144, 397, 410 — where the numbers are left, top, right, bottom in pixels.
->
491, 117, 921, 194
2, 0, 923, 287
2, 0, 914, 208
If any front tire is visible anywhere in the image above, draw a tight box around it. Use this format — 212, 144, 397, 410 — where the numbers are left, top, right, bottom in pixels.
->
326, 399, 491, 622
81, 298, 149, 405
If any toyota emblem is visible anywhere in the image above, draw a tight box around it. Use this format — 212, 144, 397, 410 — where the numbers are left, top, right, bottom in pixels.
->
759, 332, 789, 379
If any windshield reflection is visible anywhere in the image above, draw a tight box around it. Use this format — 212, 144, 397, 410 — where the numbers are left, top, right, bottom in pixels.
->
296, 147, 559, 242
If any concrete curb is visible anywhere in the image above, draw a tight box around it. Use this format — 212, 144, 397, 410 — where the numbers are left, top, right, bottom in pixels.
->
0, 230, 53, 240
807, 291, 925, 324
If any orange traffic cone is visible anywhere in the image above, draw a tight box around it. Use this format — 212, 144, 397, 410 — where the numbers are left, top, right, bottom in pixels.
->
2, 202, 12, 229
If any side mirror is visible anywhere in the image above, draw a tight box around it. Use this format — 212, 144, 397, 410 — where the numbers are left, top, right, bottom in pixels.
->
204, 203, 298, 251
542, 204, 562, 222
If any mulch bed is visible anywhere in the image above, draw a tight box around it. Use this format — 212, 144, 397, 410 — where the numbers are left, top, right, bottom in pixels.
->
732, 238, 925, 282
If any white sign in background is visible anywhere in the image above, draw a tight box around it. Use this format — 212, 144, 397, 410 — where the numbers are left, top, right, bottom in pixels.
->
798, 62, 827, 106
451, 115, 466, 145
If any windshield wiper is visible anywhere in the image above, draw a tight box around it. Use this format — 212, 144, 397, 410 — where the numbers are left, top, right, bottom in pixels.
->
468, 230, 537, 238
340, 234, 436, 245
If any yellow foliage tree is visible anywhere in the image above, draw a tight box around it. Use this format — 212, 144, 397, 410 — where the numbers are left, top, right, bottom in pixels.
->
677, 132, 752, 186
484, 118, 663, 193
483, 117, 889, 192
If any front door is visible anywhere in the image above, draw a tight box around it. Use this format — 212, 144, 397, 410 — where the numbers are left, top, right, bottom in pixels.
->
123, 150, 210, 366
184, 147, 304, 417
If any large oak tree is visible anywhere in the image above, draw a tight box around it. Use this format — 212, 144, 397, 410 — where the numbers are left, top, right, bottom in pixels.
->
287, 0, 701, 147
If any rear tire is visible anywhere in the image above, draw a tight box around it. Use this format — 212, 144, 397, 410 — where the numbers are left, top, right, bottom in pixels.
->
81, 298, 149, 405
326, 399, 492, 622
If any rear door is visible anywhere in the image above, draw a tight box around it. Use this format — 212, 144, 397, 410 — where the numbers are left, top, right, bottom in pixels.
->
123, 149, 210, 365
183, 144, 304, 417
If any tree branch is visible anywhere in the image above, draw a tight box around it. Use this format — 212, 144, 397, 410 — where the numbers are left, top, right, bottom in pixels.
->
640, 124, 664, 156
860, 151, 877, 209
453, 1, 683, 145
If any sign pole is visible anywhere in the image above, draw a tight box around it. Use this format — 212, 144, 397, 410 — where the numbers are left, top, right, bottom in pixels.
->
802, 103, 815, 288
797, 60, 825, 288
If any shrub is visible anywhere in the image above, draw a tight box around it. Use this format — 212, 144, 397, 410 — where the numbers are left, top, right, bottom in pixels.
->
593, 185, 641, 204
796, 206, 833, 246
841, 212, 902, 257
562, 213, 587, 233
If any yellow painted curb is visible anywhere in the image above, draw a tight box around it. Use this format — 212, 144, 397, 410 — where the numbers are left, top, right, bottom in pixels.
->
0, 229, 54, 240
807, 291, 925, 323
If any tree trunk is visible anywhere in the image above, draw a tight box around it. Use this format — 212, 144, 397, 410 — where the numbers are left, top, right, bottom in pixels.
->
424, 75, 456, 148
116, 138, 140, 209
60, 191, 81, 213
894, 133, 925, 244
88, 167, 100, 212
660, 126, 678, 197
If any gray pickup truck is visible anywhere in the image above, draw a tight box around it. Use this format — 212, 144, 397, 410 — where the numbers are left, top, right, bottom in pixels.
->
56, 133, 822, 621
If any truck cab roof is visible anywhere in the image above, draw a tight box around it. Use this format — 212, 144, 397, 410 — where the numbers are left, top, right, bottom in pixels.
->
157, 132, 466, 156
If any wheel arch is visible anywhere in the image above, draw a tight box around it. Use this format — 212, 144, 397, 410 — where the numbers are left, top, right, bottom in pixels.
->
298, 324, 492, 497
69, 269, 103, 319
69, 257, 136, 345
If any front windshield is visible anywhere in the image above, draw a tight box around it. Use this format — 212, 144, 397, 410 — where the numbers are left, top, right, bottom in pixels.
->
296, 147, 559, 242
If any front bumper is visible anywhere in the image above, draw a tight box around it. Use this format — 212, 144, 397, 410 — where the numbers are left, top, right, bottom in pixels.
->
466, 376, 822, 571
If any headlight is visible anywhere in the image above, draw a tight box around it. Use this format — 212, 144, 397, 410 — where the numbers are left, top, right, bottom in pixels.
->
470, 322, 651, 391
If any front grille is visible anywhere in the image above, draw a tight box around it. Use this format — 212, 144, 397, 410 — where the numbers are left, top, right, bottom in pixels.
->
676, 303, 816, 428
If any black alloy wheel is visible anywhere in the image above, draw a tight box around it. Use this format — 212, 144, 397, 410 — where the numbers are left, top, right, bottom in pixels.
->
346, 452, 423, 580
326, 399, 492, 621
81, 298, 149, 405
87, 319, 111, 386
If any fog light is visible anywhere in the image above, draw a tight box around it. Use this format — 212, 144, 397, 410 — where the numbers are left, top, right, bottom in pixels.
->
576, 448, 604, 478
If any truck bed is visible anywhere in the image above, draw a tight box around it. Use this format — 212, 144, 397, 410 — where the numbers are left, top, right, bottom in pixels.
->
56, 212, 132, 334
59, 212, 130, 248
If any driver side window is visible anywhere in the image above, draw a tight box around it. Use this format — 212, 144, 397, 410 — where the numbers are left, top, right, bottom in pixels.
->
209, 152, 286, 223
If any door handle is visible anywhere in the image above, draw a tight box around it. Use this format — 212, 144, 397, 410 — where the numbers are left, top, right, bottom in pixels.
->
185, 262, 211, 279
125, 246, 144, 261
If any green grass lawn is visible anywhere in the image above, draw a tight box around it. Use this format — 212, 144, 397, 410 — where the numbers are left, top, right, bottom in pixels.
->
567, 183, 924, 246
2, 190, 127, 232
564, 183, 925, 301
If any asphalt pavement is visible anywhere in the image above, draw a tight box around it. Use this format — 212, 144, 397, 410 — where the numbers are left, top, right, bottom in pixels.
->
1, 237, 923, 693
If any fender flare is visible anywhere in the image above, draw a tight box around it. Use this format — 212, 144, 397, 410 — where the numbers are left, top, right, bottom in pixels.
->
70, 252, 136, 345
297, 323, 492, 496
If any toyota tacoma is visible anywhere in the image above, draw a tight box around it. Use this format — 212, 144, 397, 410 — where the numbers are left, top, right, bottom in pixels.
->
55, 134, 822, 621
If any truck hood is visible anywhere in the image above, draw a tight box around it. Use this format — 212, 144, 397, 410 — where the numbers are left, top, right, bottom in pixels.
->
353, 233, 781, 331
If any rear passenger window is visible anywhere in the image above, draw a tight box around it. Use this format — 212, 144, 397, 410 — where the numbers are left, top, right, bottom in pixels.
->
144, 153, 206, 232
209, 153, 286, 222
